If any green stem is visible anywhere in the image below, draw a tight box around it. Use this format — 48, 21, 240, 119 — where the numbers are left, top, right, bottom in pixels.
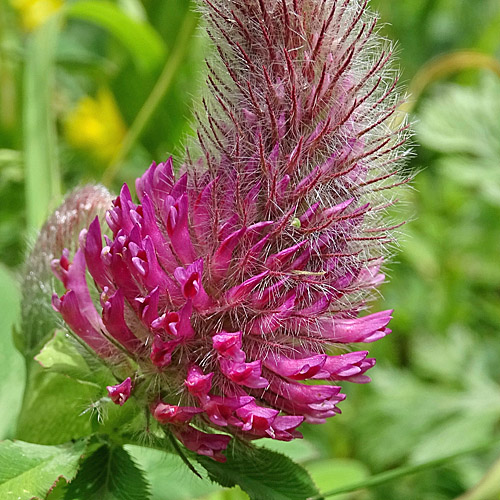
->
310, 439, 500, 499
163, 427, 202, 479
102, 9, 198, 186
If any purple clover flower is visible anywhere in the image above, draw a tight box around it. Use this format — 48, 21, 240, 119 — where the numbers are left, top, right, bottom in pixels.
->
50, 0, 408, 462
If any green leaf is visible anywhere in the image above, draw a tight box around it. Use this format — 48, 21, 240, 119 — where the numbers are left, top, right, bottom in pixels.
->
18, 327, 143, 445
64, 444, 151, 500
0, 265, 24, 440
35, 330, 95, 381
46, 478, 69, 500
16, 364, 98, 445
18, 340, 142, 445
476, 11, 500, 54
196, 439, 320, 500
417, 74, 500, 160
65, 1, 166, 73
34, 330, 111, 386
259, 436, 319, 463
55, 32, 115, 72
307, 459, 368, 500
125, 445, 222, 500
117, 0, 147, 22
0, 439, 86, 500
24, 14, 62, 231
438, 156, 500, 207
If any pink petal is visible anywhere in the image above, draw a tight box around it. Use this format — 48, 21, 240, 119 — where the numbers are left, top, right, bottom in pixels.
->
52, 291, 114, 356
107, 378, 132, 406
164, 194, 196, 265
224, 271, 269, 305
210, 227, 246, 283
151, 402, 202, 424
185, 365, 214, 399
102, 289, 140, 352
174, 259, 213, 311
203, 394, 254, 427
219, 358, 269, 388
173, 426, 231, 462
263, 353, 327, 380
212, 331, 245, 362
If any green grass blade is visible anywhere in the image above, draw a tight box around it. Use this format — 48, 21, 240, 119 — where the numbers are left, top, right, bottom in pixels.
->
23, 14, 62, 232
102, 8, 198, 185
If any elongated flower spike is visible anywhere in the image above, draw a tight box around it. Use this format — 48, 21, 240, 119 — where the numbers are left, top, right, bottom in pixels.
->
49, 0, 409, 462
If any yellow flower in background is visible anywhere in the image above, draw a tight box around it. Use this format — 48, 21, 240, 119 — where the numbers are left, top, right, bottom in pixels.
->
11, 0, 63, 31
65, 88, 127, 164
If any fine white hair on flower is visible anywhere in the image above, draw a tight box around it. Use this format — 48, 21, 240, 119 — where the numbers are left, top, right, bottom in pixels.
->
190, 0, 410, 287
41, 0, 409, 462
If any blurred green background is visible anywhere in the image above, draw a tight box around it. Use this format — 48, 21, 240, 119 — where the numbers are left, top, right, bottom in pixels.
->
1, 0, 500, 499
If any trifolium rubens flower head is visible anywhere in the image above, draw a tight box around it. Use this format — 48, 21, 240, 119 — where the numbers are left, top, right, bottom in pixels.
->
47, 0, 410, 462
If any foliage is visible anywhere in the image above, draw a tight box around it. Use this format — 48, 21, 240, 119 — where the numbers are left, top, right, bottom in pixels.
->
0, 439, 86, 500
196, 440, 319, 500
63, 444, 151, 500
1, 0, 500, 499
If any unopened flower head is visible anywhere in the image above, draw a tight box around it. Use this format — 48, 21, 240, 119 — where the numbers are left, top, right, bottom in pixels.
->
50, 0, 409, 462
